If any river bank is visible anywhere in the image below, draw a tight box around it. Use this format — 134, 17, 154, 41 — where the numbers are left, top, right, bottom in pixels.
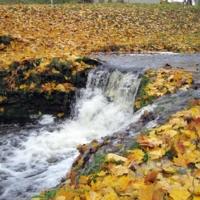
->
31, 57, 200, 199
0, 53, 199, 200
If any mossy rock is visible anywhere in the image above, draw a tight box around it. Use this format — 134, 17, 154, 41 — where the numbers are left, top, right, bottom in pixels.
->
0, 35, 14, 45
0, 56, 100, 120
0, 90, 76, 119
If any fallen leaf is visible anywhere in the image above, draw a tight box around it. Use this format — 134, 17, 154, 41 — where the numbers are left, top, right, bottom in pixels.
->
169, 187, 191, 200
106, 153, 127, 162
138, 184, 155, 200
110, 165, 129, 176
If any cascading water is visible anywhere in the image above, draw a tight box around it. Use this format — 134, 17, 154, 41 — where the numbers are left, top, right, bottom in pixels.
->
0, 66, 152, 200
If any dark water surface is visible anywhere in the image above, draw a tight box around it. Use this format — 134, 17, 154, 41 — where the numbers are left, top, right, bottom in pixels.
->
93, 52, 200, 77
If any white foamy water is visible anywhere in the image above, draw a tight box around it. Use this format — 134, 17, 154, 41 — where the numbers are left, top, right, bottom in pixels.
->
0, 67, 153, 200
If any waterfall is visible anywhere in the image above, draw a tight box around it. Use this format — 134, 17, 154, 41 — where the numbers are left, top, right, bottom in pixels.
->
0, 66, 145, 200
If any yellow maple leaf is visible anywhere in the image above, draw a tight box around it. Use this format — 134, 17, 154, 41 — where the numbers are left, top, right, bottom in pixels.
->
63, 83, 76, 92
110, 165, 129, 176
126, 149, 145, 164
23, 70, 32, 79
116, 176, 132, 192
57, 113, 64, 118
85, 190, 99, 200
40, 82, 55, 93
162, 129, 178, 137
78, 176, 88, 184
97, 171, 107, 177
64, 76, 71, 80
173, 154, 188, 167
19, 84, 28, 90
102, 186, 115, 195
169, 187, 191, 200
52, 68, 60, 74
55, 84, 66, 92
193, 196, 200, 200
29, 82, 36, 90
181, 130, 197, 139
190, 185, 200, 196
169, 117, 187, 128
103, 193, 118, 200
147, 137, 163, 146
91, 180, 103, 191
55, 196, 66, 200
0, 96, 6, 102
186, 150, 200, 163
106, 153, 127, 162
135, 100, 141, 108
138, 184, 154, 200
155, 124, 172, 132
196, 163, 200, 169
148, 147, 165, 160
55, 186, 74, 200
162, 166, 175, 174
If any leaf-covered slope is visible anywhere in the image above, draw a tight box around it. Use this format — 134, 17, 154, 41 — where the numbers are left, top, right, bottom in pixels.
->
0, 56, 97, 118
134, 67, 193, 111
33, 99, 200, 200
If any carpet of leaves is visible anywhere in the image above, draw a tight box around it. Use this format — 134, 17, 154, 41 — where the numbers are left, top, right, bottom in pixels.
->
33, 99, 200, 200
0, 4, 200, 69
134, 67, 193, 110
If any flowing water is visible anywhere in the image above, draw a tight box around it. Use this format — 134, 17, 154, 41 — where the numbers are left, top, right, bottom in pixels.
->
0, 53, 200, 200
0, 66, 148, 200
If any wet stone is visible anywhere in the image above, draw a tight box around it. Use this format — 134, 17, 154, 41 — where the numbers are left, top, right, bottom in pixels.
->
46, 157, 60, 164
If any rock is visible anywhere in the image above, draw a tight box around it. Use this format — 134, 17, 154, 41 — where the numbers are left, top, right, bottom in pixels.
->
0, 57, 100, 120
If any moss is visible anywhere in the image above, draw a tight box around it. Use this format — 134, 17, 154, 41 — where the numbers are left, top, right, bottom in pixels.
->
0, 55, 97, 119
76, 56, 100, 66
79, 152, 107, 177
127, 141, 142, 151
0, 35, 14, 45
134, 71, 155, 112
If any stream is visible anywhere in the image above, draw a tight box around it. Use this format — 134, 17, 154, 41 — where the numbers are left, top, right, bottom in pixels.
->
0, 53, 200, 200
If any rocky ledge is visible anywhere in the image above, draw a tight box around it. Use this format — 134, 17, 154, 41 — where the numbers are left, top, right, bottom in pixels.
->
0, 56, 99, 120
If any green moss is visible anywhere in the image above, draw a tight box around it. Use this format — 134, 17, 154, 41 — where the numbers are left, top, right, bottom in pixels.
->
31, 188, 59, 200
134, 71, 155, 112
165, 150, 174, 160
0, 55, 96, 119
81, 152, 107, 178
0, 35, 14, 45
142, 153, 149, 163
128, 141, 142, 151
